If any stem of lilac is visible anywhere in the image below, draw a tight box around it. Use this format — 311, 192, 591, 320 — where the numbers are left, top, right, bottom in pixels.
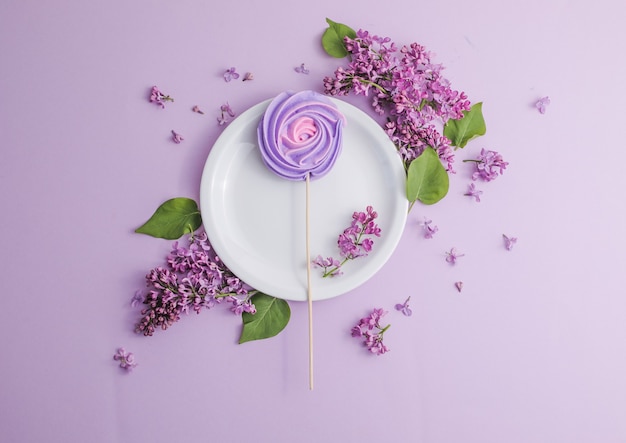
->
322, 257, 350, 278
462, 159, 482, 163
379, 323, 391, 335
352, 76, 388, 94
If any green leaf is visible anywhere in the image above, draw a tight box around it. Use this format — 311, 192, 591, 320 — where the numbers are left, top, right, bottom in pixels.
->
406, 147, 449, 206
239, 293, 291, 344
321, 18, 356, 58
443, 102, 486, 149
135, 197, 202, 240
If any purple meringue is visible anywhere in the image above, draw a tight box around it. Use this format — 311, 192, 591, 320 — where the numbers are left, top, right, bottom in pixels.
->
257, 90, 346, 181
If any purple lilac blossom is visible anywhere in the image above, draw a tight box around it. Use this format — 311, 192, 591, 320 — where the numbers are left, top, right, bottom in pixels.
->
130, 290, 143, 308
503, 234, 517, 251
149, 86, 173, 109
469, 149, 508, 182
171, 130, 184, 144
314, 206, 381, 277
113, 348, 137, 372
217, 102, 236, 126
323, 30, 471, 172
294, 63, 310, 74
445, 247, 465, 265
223, 67, 240, 82
134, 230, 257, 336
455, 281, 464, 292
192, 105, 204, 114
351, 308, 390, 355
419, 216, 438, 239
242, 72, 254, 81
464, 182, 483, 202
394, 296, 412, 316
536, 96, 550, 114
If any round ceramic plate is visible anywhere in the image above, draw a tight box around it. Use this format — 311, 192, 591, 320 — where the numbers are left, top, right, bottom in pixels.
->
200, 97, 407, 302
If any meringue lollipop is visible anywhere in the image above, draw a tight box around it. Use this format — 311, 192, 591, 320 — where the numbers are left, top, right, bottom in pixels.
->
257, 90, 346, 389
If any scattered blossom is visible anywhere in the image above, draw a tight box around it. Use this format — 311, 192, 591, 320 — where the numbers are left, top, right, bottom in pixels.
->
445, 247, 465, 265
294, 63, 310, 74
113, 348, 137, 372
503, 234, 517, 251
455, 281, 464, 292
134, 230, 257, 336
217, 102, 236, 126
466, 148, 508, 182
171, 130, 184, 144
130, 290, 143, 308
192, 105, 204, 114
149, 86, 173, 109
536, 96, 550, 114
464, 182, 483, 202
323, 30, 471, 172
242, 72, 254, 81
419, 216, 438, 239
351, 308, 391, 355
394, 296, 412, 316
223, 67, 240, 82
313, 206, 381, 277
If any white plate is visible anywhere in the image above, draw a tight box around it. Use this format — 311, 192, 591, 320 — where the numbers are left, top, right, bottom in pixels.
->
200, 97, 407, 302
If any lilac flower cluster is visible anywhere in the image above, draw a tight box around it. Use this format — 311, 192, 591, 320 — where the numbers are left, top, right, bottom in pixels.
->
351, 308, 390, 355
134, 230, 257, 336
323, 30, 471, 172
313, 206, 381, 277
149, 86, 174, 109
468, 148, 509, 182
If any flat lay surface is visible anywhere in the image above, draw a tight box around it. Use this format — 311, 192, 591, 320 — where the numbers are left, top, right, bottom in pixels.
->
1, 1, 626, 442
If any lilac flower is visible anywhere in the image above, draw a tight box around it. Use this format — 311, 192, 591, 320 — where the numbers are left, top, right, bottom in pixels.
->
223, 67, 240, 82
134, 230, 258, 336
192, 105, 204, 114
113, 348, 137, 372
171, 130, 184, 144
445, 247, 465, 265
312, 255, 343, 277
464, 182, 483, 202
394, 296, 412, 316
314, 206, 381, 277
217, 102, 236, 126
131, 290, 144, 308
149, 86, 174, 108
419, 216, 438, 239
242, 72, 254, 81
536, 96, 550, 114
323, 31, 471, 172
351, 308, 390, 355
466, 149, 508, 182
455, 281, 463, 292
503, 234, 517, 251
294, 63, 310, 74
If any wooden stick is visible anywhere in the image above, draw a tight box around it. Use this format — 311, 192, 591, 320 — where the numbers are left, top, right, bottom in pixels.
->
306, 173, 314, 390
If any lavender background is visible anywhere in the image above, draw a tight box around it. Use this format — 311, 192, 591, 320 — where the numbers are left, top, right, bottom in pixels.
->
2, 0, 625, 442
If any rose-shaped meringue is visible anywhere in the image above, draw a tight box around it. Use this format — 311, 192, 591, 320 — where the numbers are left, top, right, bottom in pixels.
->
257, 90, 346, 181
